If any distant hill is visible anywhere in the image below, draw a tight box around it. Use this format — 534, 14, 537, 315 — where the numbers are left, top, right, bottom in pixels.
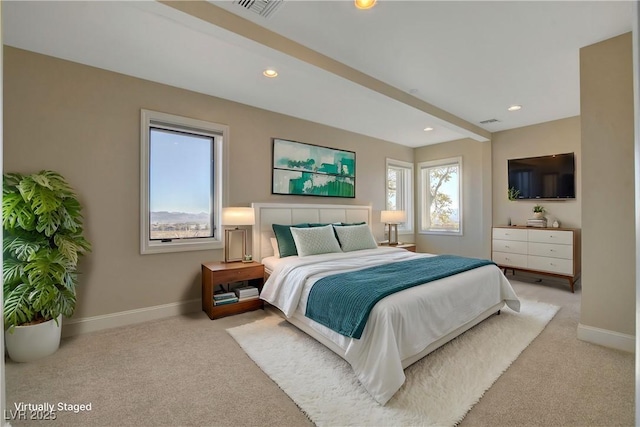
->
151, 211, 210, 224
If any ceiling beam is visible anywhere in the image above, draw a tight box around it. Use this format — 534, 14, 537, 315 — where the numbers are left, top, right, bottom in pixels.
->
158, 0, 491, 142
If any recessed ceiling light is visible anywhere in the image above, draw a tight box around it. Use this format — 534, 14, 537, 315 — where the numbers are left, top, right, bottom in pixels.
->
354, 0, 376, 10
507, 105, 522, 112
423, 127, 434, 132
263, 69, 278, 78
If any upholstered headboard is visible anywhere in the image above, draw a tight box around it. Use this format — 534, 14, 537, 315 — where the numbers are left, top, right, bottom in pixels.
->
251, 203, 372, 262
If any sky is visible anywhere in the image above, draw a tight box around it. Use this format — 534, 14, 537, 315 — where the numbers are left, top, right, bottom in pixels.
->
149, 129, 212, 214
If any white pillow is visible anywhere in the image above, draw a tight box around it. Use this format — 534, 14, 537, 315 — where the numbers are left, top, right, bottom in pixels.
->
290, 225, 342, 257
270, 237, 280, 258
333, 224, 378, 252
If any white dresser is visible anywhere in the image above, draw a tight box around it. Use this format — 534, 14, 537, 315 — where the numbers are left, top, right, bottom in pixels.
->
492, 226, 581, 292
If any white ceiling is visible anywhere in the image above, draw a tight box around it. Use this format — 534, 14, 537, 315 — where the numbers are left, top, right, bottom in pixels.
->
3, 1, 634, 147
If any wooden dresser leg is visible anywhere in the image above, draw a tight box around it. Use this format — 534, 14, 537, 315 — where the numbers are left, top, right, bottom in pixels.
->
569, 278, 574, 293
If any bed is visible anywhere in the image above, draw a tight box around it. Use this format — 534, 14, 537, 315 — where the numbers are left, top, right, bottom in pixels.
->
252, 203, 520, 405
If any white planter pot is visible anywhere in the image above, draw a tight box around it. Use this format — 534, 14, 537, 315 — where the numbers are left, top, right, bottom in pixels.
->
5, 315, 62, 362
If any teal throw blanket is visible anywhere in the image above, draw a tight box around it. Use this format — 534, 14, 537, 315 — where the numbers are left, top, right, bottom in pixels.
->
305, 255, 495, 339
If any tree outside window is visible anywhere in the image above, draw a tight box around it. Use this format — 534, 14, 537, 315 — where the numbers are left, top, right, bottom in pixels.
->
419, 157, 462, 235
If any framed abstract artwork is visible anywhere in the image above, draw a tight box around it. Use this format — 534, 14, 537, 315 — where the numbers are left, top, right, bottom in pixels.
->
272, 138, 356, 198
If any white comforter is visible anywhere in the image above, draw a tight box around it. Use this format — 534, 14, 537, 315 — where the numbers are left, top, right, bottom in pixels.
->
260, 247, 520, 405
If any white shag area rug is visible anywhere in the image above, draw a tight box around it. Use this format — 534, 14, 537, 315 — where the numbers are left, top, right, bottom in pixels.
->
227, 299, 559, 427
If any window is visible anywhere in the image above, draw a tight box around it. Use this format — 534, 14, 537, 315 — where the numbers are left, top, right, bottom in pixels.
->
140, 110, 226, 254
418, 157, 462, 235
386, 159, 413, 233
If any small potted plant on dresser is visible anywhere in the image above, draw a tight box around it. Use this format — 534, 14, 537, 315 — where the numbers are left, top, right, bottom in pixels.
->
532, 204, 545, 219
3, 171, 91, 362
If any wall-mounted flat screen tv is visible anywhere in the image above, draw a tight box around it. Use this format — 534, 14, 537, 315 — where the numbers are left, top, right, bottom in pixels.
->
508, 153, 575, 199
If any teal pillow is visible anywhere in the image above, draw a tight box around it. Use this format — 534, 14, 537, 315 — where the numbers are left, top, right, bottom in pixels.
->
341, 222, 366, 226
308, 223, 330, 227
272, 223, 309, 257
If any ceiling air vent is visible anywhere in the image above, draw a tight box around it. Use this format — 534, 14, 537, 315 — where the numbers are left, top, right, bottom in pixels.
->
479, 118, 500, 124
233, 0, 284, 18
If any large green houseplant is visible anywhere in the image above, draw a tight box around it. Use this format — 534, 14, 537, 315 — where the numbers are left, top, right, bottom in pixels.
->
3, 171, 91, 360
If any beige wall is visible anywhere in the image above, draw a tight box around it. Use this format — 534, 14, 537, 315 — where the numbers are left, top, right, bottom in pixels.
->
580, 33, 635, 337
414, 138, 492, 258
3, 47, 413, 321
491, 116, 582, 228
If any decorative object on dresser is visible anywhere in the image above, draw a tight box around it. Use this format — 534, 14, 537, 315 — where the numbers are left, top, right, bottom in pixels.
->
201, 261, 264, 319
492, 226, 581, 292
532, 204, 545, 219
271, 138, 356, 198
526, 218, 548, 228
380, 210, 406, 245
527, 204, 547, 227
222, 207, 255, 263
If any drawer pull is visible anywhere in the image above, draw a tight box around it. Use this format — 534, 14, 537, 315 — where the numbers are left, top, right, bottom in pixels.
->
505, 245, 510, 248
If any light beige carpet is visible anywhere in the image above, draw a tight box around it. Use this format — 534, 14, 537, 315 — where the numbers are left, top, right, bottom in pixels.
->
227, 300, 559, 426
4, 276, 634, 426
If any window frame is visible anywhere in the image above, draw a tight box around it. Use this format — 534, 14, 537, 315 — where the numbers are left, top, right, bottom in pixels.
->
140, 109, 226, 254
418, 156, 463, 236
385, 158, 414, 233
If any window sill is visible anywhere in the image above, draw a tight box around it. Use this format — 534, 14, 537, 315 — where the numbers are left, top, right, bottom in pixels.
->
419, 230, 463, 237
141, 239, 224, 255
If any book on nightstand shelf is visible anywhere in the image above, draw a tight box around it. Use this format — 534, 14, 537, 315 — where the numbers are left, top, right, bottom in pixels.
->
214, 296, 239, 305
213, 292, 236, 301
234, 286, 259, 299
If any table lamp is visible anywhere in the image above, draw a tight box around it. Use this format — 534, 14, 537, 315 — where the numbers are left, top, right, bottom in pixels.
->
380, 210, 406, 245
222, 207, 255, 262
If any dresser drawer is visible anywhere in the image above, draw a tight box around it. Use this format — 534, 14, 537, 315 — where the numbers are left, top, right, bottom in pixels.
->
527, 229, 573, 245
528, 242, 573, 260
493, 239, 528, 255
492, 252, 527, 269
528, 255, 573, 275
492, 228, 528, 241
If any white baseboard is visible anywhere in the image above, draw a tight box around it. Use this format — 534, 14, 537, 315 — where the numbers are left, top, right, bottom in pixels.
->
577, 323, 635, 353
61, 299, 201, 338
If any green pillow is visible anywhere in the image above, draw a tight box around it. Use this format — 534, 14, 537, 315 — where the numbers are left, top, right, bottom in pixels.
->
272, 223, 309, 257
341, 222, 366, 226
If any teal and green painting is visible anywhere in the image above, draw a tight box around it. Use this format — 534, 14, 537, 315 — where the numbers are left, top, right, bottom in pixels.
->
272, 138, 355, 198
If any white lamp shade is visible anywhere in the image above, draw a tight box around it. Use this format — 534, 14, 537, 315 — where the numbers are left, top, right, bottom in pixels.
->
222, 207, 255, 226
381, 210, 406, 224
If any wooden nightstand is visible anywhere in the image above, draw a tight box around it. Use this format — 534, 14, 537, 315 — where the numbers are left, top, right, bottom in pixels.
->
379, 243, 416, 252
201, 261, 265, 320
